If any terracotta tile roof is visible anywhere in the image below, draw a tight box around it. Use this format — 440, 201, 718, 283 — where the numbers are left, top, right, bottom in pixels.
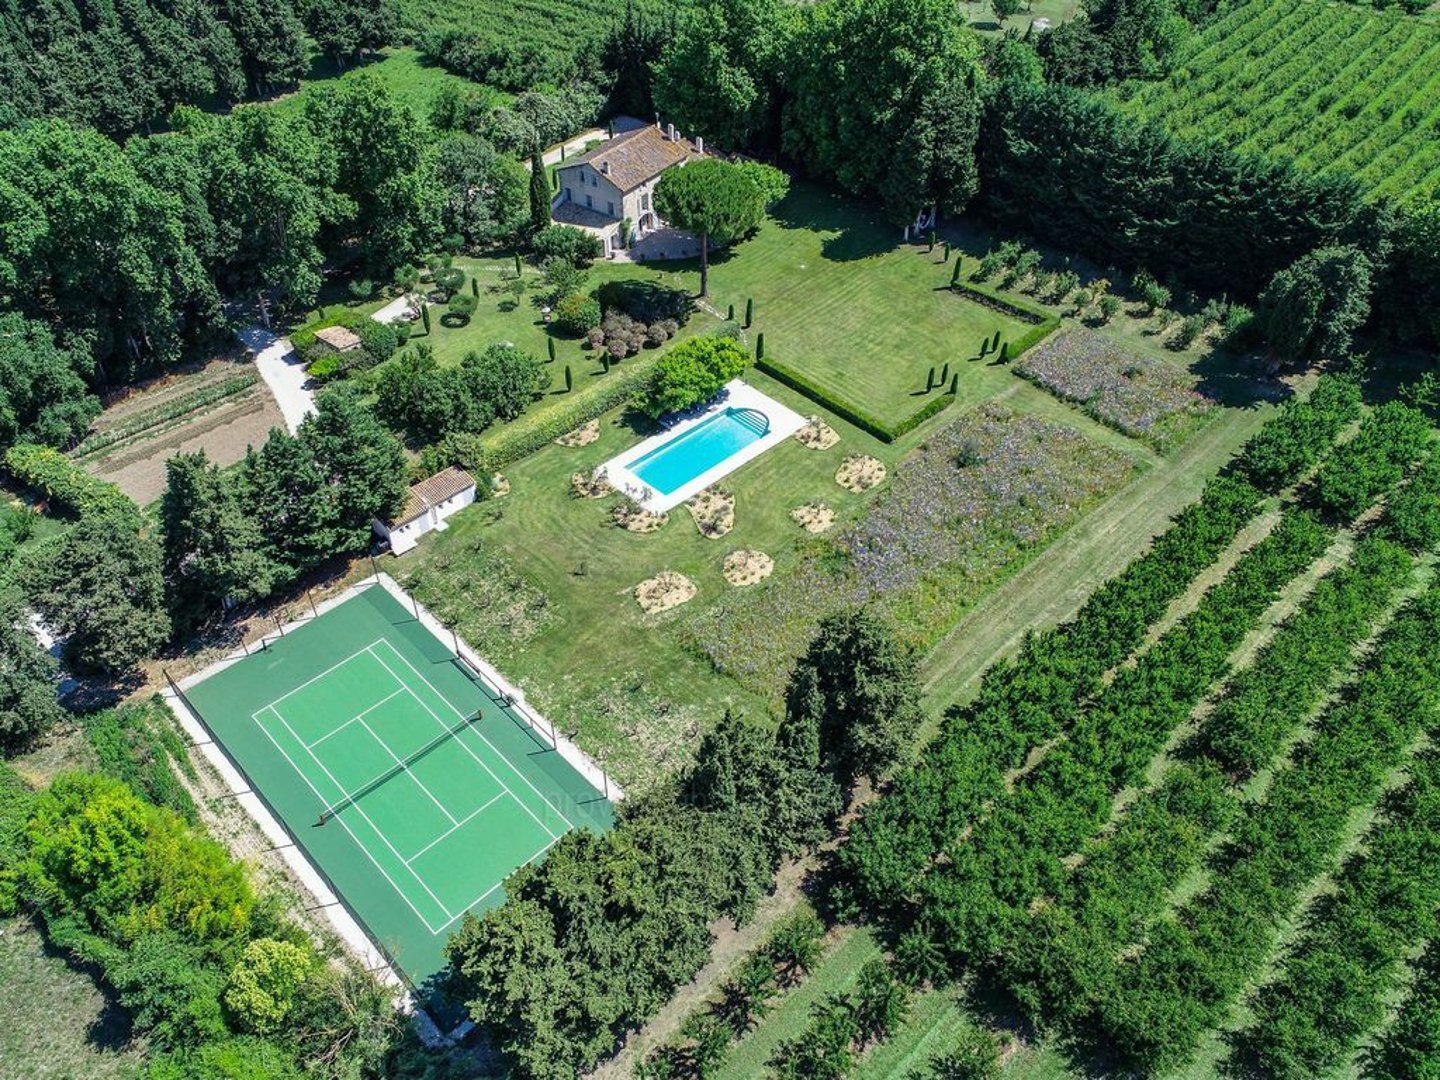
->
562, 125, 706, 194
391, 466, 475, 527
315, 325, 362, 351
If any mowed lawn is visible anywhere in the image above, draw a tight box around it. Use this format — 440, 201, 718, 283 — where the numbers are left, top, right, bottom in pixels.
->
396, 370, 913, 791
699, 184, 1033, 425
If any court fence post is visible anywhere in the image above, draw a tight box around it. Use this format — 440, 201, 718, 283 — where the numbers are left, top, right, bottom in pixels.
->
273, 612, 285, 636
308, 589, 319, 618
370, 554, 381, 580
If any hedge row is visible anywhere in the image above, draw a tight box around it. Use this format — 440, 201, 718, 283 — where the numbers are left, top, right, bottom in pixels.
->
1365, 937, 1440, 1080
754, 357, 935, 443
1312, 400, 1432, 519
478, 357, 659, 468
1199, 534, 1415, 776
1001, 534, 1416, 1024
1379, 445, 1440, 552
1239, 746, 1440, 1079
2, 443, 133, 518
1096, 581, 1440, 1073
948, 281, 1063, 360
1234, 374, 1362, 493
916, 508, 1332, 970
835, 473, 1265, 913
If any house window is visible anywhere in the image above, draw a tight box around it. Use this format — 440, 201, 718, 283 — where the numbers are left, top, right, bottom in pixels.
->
607, 201, 615, 217
564, 187, 572, 201
641, 194, 650, 211
585, 194, 592, 209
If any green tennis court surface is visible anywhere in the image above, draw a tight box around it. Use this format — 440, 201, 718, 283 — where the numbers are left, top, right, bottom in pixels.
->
183, 584, 612, 986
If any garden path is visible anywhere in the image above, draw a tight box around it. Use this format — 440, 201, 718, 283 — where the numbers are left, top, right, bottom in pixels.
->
238, 326, 314, 434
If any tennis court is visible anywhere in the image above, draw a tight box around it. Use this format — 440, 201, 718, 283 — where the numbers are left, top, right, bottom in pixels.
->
180, 582, 612, 986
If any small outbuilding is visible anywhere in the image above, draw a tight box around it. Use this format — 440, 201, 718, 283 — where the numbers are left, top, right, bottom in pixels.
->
314, 325, 363, 352
373, 466, 477, 556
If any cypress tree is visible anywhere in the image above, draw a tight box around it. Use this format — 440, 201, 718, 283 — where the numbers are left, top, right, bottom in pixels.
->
950, 373, 959, 394
421, 305, 431, 334
927, 229, 936, 252
999, 342, 1010, 363
547, 338, 556, 364
515, 252, 523, 275
925, 366, 935, 392
745, 298, 754, 328
564, 365, 573, 392
940, 362, 949, 385
979, 335, 989, 356
529, 148, 551, 234
728, 303, 735, 321
942, 242, 951, 262
756, 333, 765, 360
601, 352, 610, 373
471, 276, 479, 298
951, 260, 962, 286
991, 329, 1001, 352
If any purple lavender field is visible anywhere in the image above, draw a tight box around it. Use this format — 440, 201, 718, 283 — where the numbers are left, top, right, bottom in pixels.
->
686, 404, 1135, 697
1016, 329, 1215, 451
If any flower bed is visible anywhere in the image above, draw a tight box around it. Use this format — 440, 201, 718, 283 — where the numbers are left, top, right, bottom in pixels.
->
1015, 329, 1214, 450
687, 405, 1134, 697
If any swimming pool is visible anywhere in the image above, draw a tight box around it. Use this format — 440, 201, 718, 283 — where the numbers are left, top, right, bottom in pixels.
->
631, 407, 771, 496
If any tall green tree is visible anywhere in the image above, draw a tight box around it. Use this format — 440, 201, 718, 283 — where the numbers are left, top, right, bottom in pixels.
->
222, 0, 308, 94
160, 452, 281, 635
785, 609, 924, 787
433, 133, 528, 249
0, 120, 218, 379
304, 74, 437, 271
0, 586, 66, 750
0, 314, 99, 452
654, 159, 785, 296
782, 0, 985, 223
529, 147, 552, 235
24, 509, 171, 674
237, 431, 340, 574
1257, 244, 1374, 364
652, 0, 796, 151
298, 387, 407, 549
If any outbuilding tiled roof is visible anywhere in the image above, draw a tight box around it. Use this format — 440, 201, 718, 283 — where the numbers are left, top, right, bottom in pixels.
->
390, 466, 475, 527
315, 325, 362, 351
563, 125, 706, 194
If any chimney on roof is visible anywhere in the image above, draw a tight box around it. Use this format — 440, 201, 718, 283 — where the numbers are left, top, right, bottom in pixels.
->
601, 160, 610, 176
666, 123, 677, 141
695, 135, 704, 154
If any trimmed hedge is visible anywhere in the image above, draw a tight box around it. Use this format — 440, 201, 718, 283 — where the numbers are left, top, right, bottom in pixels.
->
948, 280, 1063, 361
756, 358, 956, 443
3, 443, 133, 518
478, 359, 659, 468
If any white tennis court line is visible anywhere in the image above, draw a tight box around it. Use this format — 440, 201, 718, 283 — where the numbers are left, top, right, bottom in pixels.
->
404, 792, 506, 865
250, 704, 454, 935
354, 713, 459, 827
368, 640, 576, 835
262, 639, 388, 714
264, 704, 456, 927
433, 833, 564, 934
365, 644, 557, 841
306, 688, 407, 749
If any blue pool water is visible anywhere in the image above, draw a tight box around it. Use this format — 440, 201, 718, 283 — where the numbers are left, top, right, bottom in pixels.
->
631, 407, 770, 495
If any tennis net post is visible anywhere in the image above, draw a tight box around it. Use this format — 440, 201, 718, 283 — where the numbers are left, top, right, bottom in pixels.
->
316, 708, 481, 826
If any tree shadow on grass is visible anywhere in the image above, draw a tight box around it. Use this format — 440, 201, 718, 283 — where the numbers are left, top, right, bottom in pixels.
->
766, 185, 902, 264
20, 920, 138, 1055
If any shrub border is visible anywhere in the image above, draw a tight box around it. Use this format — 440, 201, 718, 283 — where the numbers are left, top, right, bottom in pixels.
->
756, 357, 956, 443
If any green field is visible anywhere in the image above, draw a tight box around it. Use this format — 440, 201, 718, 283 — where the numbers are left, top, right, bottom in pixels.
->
180, 584, 612, 985
1116, 0, 1440, 203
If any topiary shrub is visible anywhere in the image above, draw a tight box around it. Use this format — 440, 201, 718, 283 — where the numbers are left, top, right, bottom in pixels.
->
554, 293, 602, 336
446, 293, 478, 325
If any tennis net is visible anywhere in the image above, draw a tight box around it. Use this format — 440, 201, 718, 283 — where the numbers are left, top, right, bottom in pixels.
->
317, 709, 480, 825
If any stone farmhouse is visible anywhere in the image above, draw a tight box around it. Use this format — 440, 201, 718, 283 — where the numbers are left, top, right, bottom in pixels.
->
552, 122, 708, 257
